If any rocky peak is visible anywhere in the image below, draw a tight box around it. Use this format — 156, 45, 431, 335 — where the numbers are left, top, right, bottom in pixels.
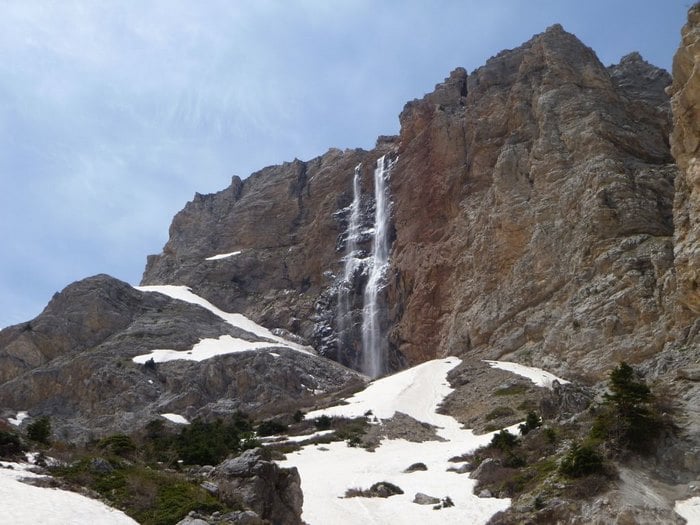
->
608, 52, 672, 112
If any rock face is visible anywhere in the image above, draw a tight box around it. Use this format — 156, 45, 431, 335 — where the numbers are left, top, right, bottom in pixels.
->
0, 275, 364, 441
389, 25, 677, 374
139, 24, 691, 380
141, 143, 403, 371
670, 3, 700, 315
213, 448, 303, 525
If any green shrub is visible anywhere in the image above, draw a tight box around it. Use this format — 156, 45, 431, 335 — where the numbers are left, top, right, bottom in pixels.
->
592, 362, 664, 454
98, 434, 136, 457
314, 415, 332, 430
519, 411, 542, 435
27, 416, 51, 445
256, 420, 288, 437
0, 430, 25, 458
490, 429, 519, 451
559, 443, 604, 477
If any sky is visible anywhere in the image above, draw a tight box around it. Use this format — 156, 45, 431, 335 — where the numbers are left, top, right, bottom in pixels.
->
0, 0, 692, 329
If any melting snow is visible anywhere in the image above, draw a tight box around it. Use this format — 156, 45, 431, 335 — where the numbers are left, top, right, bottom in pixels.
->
133, 335, 288, 364
8, 411, 29, 426
280, 358, 512, 524
676, 497, 700, 524
484, 360, 569, 388
205, 250, 242, 261
0, 461, 137, 524
160, 413, 190, 425
134, 285, 313, 359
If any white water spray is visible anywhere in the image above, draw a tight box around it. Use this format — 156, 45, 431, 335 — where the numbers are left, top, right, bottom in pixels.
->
361, 155, 393, 378
337, 164, 363, 345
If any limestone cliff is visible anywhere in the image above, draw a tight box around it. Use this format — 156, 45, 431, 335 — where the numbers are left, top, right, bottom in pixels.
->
670, 3, 700, 315
142, 25, 686, 380
390, 25, 678, 376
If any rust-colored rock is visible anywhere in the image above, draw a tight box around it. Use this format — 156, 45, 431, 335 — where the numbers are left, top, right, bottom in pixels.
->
389, 25, 676, 375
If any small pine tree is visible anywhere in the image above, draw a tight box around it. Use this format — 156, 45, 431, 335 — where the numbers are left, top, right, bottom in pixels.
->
27, 416, 51, 445
519, 411, 542, 435
490, 429, 519, 451
592, 362, 662, 454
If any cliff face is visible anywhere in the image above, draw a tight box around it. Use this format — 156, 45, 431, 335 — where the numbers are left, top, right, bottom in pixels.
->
670, 3, 700, 316
142, 25, 685, 379
390, 25, 678, 375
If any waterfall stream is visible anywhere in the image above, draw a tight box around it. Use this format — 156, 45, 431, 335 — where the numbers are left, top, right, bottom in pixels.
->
337, 155, 394, 378
361, 155, 393, 378
336, 164, 362, 345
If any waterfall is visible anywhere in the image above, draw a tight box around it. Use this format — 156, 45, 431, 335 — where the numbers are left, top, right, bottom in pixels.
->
343, 164, 363, 282
336, 164, 363, 352
335, 155, 394, 378
361, 155, 393, 378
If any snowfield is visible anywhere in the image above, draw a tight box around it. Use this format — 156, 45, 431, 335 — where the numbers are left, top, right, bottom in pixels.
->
280, 358, 512, 524
676, 496, 700, 524
0, 461, 137, 524
484, 360, 569, 388
133, 285, 313, 363
133, 335, 289, 364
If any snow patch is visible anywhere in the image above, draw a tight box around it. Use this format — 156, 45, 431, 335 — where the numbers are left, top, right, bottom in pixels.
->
484, 360, 569, 388
280, 358, 512, 524
8, 411, 28, 426
136, 285, 312, 355
133, 335, 287, 364
0, 461, 137, 524
676, 496, 700, 524
205, 250, 241, 261
161, 413, 190, 425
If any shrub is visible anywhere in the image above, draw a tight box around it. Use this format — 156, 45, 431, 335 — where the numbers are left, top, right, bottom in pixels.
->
0, 430, 25, 458
592, 362, 664, 454
27, 416, 51, 445
519, 411, 542, 435
490, 429, 519, 451
559, 443, 604, 477
314, 415, 332, 430
256, 420, 288, 437
98, 434, 136, 457
293, 410, 305, 423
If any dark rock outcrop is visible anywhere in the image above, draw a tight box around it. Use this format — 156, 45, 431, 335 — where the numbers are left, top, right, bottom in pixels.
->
213, 448, 303, 525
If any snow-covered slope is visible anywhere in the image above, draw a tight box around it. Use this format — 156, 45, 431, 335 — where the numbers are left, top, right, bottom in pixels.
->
280, 358, 513, 524
484, 360, 570, 388
133, 285, 313, 363
0, 461, 137, 525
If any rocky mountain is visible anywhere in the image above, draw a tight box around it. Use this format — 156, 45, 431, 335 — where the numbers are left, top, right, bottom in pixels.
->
0, 275, 364, 441
0, 5, 699, 525
141, 22, 692, 382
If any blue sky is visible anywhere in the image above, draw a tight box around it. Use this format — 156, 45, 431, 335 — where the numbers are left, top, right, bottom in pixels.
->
0, 1, 691, 328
